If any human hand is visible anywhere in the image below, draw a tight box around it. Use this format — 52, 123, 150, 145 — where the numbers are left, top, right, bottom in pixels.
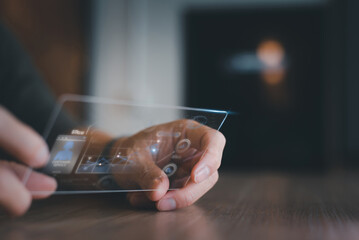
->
0, 106, 57, 216
110, 119, 226, 211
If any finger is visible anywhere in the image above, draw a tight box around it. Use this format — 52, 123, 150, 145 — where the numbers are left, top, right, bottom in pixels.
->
132, 154, 169, 202
127, 192, 154, 209
8, 162, 57, 199
156, 171, 219, 211
0, 162, 32, 216
185, 125, 225, 183
112, 146, 169, 201
26, 171, 57, 199
140, 120, 224, 186
0, 107, 49, 167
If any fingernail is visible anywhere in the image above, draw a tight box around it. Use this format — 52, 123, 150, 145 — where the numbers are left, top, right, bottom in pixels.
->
158, 198, 176, 211
29, 176, 57, 198
195, 166, 210, 183
44, 176, 57, 187
35, 147, 49, 165
38, 175, 57, 191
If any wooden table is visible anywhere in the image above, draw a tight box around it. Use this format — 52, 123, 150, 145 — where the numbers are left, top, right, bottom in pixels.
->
1, 171, 359, 240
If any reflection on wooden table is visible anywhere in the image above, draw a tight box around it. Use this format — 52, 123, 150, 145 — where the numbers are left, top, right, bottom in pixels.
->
1, 171, 359, 240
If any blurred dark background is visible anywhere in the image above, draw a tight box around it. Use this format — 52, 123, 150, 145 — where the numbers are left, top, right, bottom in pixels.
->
184, 0, 358, 171
185, 6, 325, 170
0, 0, 358, 171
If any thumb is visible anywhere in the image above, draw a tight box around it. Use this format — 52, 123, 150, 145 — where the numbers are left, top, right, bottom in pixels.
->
0, 106, 49, 168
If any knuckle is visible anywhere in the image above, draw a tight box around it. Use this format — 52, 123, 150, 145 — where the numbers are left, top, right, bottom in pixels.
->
178, 119, 190, 129
181, 119, 202, 129
140, 168, 152, 183
177, 119, 188, 124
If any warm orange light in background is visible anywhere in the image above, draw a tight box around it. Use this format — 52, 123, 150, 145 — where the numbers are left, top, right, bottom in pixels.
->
256, 40, 286, 85
257, 40, 285, 68
261, 69, 286, 85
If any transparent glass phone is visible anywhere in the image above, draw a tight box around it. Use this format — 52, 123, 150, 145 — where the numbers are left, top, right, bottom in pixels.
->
23, 95, 228, 194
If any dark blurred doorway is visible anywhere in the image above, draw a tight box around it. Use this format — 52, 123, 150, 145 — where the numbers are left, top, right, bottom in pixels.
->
185, 6, 326, 170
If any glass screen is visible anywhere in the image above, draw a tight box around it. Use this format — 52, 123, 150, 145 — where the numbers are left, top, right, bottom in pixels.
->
23, 95, 228, 194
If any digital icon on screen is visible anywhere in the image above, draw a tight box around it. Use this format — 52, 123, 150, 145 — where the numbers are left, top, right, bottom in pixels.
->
44, 135, 86, 174
162, 163, 177, 177
54, 141, 74, 161
176, 139, 191, 153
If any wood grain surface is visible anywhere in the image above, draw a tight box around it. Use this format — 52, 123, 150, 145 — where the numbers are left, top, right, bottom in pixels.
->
1, 171, 359, 240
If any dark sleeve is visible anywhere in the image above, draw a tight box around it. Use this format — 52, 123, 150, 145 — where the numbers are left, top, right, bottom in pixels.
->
0, 24, 74, 145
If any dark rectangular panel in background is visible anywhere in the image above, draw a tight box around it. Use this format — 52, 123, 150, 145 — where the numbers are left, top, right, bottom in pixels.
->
184, 7, 326, 170
346, 0, 359, 164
